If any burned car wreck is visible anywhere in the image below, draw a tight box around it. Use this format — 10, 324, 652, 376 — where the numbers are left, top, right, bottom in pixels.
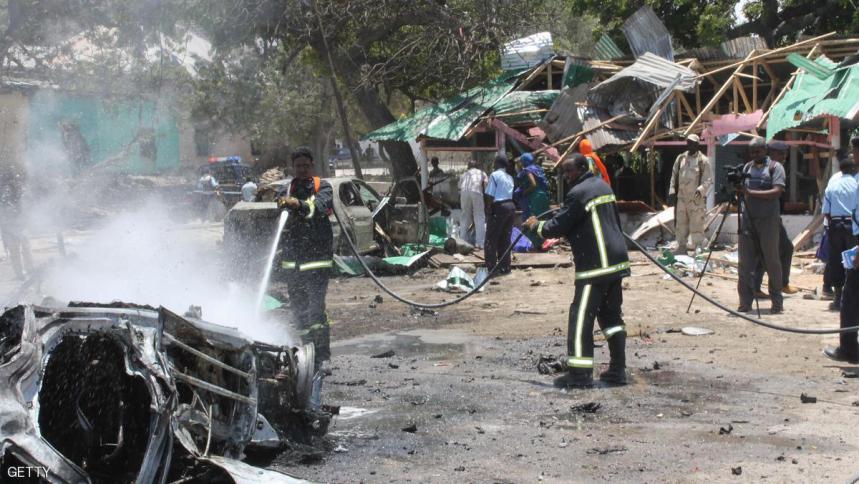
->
0, 303, 331, 483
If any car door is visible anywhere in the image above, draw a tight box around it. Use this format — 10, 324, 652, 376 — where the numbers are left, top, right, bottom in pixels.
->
382, 177, 429, 245
337, 180, 376, 253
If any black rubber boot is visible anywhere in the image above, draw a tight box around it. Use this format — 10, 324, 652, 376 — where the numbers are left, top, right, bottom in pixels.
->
554, 368, 593, 388
829, 287, 843, 311
600, 333, 627, 385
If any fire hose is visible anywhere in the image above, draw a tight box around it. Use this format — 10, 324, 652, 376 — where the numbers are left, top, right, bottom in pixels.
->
332, 207, 859, 335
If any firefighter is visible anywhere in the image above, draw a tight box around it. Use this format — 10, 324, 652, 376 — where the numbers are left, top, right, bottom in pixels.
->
276, 147, 334, 371
523, 153, 631, 388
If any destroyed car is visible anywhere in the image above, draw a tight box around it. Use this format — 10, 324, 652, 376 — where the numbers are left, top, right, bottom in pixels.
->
0, 303, 329, 483
224, 176, 428, 280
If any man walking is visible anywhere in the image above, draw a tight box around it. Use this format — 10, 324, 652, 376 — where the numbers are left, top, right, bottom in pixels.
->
523, 154, 630, 388
668, 134, 712, 255
241, 177, 258, 202
459, 159, 488, 248
484, 155, 515, 275
276, 147, 334, 370
737, 137, 787, 314
752, 141, 799, 297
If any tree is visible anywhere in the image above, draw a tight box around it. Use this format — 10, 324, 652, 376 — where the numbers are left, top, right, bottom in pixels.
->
733, 0, 859, 46
187, 0, 550, 180
567, 0, 738, 50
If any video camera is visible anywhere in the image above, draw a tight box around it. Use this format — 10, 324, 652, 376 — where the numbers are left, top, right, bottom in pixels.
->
723, 163, 750, 186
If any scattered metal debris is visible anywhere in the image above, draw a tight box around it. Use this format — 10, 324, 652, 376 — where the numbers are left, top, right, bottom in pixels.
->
800, 393, 817, 404
572, 402, 601, 414
587, 446, 627, 455
0, 303, 328, 483
401, 423, 418, 433
732, 466, 743, 476
719, 424, 734, 435
371, 350, 396, 359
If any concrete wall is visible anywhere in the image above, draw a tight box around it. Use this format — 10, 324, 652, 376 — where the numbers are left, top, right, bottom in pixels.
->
0, 91, 29, 166
176, 113, 254, 170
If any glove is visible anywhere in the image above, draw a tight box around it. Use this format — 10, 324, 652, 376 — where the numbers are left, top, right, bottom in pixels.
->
667, 194, 677, 206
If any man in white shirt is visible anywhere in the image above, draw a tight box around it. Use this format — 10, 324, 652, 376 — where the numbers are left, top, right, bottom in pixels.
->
459, 160, 488, 248
241, 178, 258, 202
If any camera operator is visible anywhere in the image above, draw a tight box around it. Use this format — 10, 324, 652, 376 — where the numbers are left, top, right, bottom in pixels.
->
736, 137, 787, 314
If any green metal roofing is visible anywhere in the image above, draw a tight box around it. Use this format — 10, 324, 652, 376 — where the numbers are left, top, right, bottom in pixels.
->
363, 75, 518, 142
766, 56, 859, 139
491, 90, 560, 125
593, 34, 624, 60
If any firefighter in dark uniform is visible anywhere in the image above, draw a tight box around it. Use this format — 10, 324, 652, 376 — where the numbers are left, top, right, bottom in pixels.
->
523, 154, 631, 388
276, 147, 334, 370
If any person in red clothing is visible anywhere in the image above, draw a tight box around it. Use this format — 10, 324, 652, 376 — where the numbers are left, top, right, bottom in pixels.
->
579, 139, 610, 184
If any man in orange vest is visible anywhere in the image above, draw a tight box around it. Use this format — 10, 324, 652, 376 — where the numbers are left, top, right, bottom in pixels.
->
276, 147, 334, 370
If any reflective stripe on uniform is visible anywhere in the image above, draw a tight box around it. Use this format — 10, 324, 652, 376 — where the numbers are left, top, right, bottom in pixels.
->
603, 325, 625, 338
299, 260, 333, 271
282, 261, 297, 269
575, 261, 630, 280
537, 220, 546, 238
591, 210, 609, 267
574, 284, 591, 358
585, 194, 616, 212
567, 356, 593, 368
305, 195, 316, 219
297, 322, 328, 336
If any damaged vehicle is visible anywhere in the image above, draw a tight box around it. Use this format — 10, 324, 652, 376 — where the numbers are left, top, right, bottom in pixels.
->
0, 303, 330, 483
224, 176, 428, 280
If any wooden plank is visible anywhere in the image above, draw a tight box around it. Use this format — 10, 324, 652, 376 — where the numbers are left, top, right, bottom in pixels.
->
752, 62, 758, 110
696, 32, 836, 78
756, 44, 821, 129
490, 118, 560, 161
632, 93, 674, 152
792, 213, 824, 250
676, 92, 696, 119
734, 77, 753, 113
536, 114, 626, 155
684, 51, 756, 136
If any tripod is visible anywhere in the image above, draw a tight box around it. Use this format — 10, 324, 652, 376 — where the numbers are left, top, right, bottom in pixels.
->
686, 189, 764, 318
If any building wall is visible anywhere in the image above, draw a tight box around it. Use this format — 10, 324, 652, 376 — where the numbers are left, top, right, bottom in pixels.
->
176, 114, 254, 169
26, 90, 181, 175
0, 91, 29, 166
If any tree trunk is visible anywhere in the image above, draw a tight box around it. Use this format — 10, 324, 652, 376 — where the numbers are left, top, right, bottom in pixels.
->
351, 85, 418, 181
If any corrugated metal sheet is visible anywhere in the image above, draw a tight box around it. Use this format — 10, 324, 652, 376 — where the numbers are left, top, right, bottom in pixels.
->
766, 55, 859, 139
621, 6, 673, 61
593, 34, 624, 60
538, 84, 589, 143
588, 52, 697, 120
562, 58, 595, 88
363, 75, 518, 142
680, 36, 768, 62
721, 36, 768, 59
579, 106, 638, 151
491, 90, 559, 125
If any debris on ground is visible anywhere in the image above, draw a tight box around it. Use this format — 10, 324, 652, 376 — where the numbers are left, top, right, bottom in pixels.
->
371, 350, 396, 358
572, 402, 601, 413
587, 446, 627, 455
681, 326, 715, 336
732, 466, 743, 476
719, 424, 734, 435
401, 423, 418, 433
537, 355, 565, 375
800, 393, 817, 404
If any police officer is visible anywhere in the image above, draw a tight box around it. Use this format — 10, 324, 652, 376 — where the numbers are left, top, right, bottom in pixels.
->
523, 154, 630, 388
821, 156, 858, 310
276, 147, 334, 370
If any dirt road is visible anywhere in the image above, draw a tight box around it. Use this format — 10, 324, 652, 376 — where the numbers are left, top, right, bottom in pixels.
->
274, 253, 859, 483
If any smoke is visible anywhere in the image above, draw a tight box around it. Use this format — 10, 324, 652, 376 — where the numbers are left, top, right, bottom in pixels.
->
38, 198, 296, 346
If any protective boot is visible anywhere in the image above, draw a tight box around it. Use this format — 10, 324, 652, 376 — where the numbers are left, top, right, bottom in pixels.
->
599, 333, 627, 385
829, 287, 843, 311
554, 368, 593, 389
